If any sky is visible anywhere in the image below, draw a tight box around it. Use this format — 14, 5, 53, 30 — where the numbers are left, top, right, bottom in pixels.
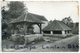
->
0, 1, 79, 22
24, 1, 79, 22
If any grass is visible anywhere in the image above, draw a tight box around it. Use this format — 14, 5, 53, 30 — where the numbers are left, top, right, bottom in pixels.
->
2, 34, 79, 52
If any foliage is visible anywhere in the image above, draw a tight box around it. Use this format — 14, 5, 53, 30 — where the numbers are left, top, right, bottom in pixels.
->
12, 35, 25, 45
62, 16, 73, 26
32, 37, 44, 43
72, 23, 79, 34
62, 16, 79, 34
2, 1, 25, 39
7, 1, 25, 19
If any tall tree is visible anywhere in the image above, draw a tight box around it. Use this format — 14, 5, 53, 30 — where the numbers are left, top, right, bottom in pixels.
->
62, 16, 73, 28
2, 1, 25, 24
8, 1, 25, 19
62, 16, 73, 25
2, 1, 25, 39
62, 16, 79, 34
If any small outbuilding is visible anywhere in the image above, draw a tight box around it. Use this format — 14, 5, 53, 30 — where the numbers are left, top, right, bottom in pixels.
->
43, 20, 72, 37
10, 12, 47, 35
9, 12, 48, 44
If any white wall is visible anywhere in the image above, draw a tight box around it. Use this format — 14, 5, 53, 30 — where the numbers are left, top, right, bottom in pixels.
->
62, 30, 65, 35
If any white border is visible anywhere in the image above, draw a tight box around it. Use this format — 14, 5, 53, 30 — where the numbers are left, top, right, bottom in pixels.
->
0, 0, 80, 53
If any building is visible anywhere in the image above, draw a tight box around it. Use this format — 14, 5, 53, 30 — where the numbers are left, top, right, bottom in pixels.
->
10, 12, 48, 35
43, 20, 72, 37
9, 11, 48, 43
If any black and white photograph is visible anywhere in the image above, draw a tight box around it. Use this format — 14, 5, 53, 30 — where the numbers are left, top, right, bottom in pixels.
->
0, 0, 79, 52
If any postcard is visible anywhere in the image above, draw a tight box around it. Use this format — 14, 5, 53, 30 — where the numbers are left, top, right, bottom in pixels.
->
1, 0, 79, 52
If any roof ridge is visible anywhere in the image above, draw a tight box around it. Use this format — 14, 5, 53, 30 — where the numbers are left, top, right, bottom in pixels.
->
10, 12, 45, 24
28, 13, 48, 21
29, 12, 44, 17
10, 13, 24, 23
61, 21, 71, 30
24, 12, 28, 21
29, 13, 42, 22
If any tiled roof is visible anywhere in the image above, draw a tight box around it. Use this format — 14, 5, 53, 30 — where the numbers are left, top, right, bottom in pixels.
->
43, 20, 71, 31
29, 13, 48, 21
10, 12, 47, 24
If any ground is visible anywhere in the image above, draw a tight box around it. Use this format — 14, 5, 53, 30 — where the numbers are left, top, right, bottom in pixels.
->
2, 35, 79, 52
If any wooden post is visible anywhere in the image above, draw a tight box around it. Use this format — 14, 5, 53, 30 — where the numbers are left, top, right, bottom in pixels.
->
37, 24, 42, 34
23, 23, 27, 35
40, 24, 42, 34
13, 24, 16, 34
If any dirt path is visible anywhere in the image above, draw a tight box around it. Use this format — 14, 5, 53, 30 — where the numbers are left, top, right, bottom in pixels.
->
3, 35, 79, 52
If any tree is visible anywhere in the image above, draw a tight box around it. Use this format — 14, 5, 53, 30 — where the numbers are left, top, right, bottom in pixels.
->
62, 16, 74, 28
62, 16, 79, 34
62, 16, 73, 25
72, 22, 79, 34
2, 6, 9, 39
14, 35, 25, 45
2, 1, 25, 39
7, 1, 25, 19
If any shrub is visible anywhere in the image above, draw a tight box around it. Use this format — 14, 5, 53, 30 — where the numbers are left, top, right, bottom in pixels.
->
11, 35, 25, 45
32, 37, 44, 43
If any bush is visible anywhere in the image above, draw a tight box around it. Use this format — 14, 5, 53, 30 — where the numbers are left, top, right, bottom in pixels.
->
11, 35, 25, 45
32, 37, 44, 43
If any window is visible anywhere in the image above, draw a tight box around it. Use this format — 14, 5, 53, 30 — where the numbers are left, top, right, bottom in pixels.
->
43, 31, 50, 34
53, 31, 62, 34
